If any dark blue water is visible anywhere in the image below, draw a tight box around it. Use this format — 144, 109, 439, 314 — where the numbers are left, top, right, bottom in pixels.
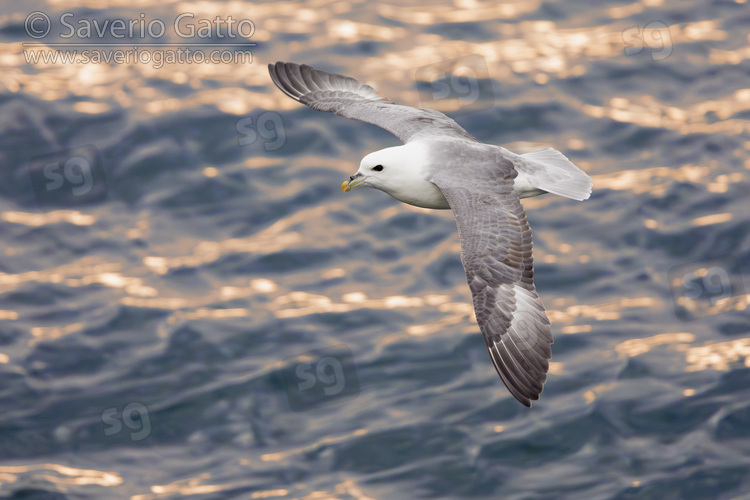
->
1, 1, 750, 498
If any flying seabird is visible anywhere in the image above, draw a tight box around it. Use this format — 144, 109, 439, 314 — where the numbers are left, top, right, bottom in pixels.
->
268, 61, 592, 406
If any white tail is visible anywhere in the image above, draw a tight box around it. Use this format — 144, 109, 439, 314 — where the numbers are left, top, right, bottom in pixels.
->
517, 148, 592, 201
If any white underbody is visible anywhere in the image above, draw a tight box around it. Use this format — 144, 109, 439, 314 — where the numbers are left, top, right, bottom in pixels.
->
356, 142, 592, 210
383, 169, 545, 210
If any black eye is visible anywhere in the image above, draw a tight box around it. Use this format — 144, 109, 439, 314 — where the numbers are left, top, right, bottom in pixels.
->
372, 165, 384, 172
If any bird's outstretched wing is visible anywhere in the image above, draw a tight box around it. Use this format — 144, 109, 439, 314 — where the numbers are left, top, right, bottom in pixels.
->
431, 160, 553, 407
268, 61, 476, 143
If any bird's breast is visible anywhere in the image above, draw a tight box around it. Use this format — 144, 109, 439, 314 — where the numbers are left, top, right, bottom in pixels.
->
383, 180, 451, 210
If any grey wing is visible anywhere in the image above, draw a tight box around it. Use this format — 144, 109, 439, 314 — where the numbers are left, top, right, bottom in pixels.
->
432, 161, 553, 407
268, 61, 476, 143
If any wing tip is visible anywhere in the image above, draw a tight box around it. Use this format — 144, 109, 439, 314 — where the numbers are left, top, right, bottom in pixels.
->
268, 61, 299, 101
269, 61, 321, 102
488, 343, 545, 408
268, 61, 390, 106
483, 304, 553, 407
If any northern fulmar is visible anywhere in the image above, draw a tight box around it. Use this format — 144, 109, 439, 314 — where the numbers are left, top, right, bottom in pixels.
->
268, 61, 592, 407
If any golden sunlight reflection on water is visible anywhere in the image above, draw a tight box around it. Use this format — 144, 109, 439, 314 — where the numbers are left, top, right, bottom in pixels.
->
0, 464, 121, 487
3, 0, 745, 135
616, 332, 750, 373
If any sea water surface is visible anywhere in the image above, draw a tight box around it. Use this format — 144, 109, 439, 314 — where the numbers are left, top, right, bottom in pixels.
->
1, 0, 750, 498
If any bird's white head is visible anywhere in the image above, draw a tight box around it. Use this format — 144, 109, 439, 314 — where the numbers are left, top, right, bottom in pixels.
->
341, 143, 448, 208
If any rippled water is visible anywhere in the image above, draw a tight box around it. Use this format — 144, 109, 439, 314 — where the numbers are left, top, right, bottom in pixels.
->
1, 0, 750, 498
